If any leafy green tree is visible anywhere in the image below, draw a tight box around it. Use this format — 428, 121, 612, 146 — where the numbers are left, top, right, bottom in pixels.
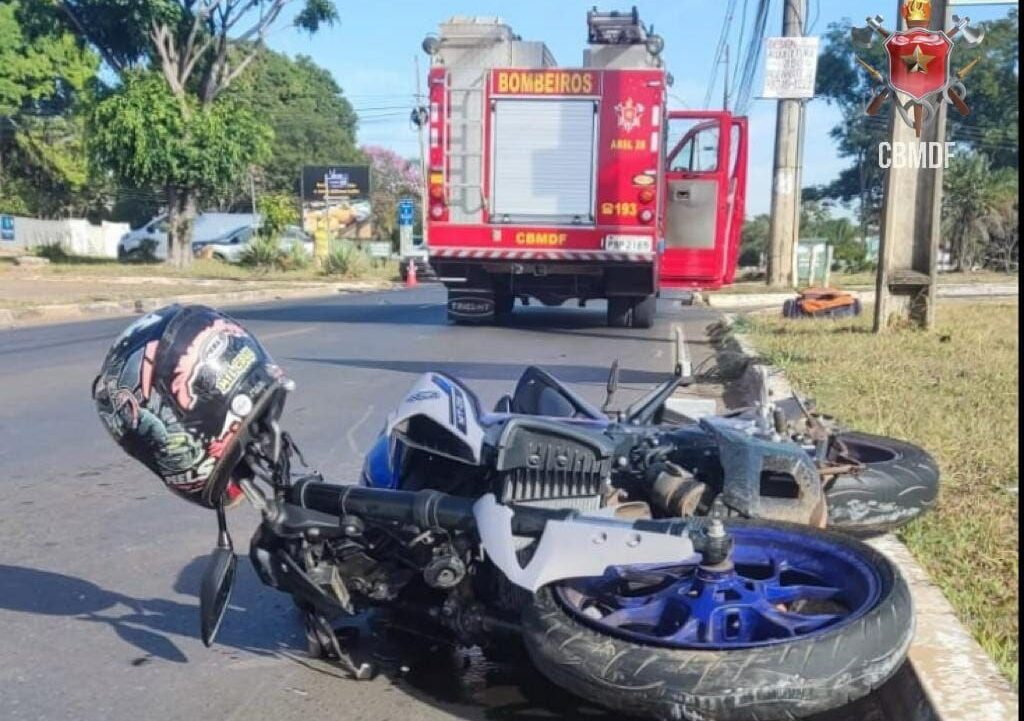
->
90, 72, 272, 265
0, 0, 98, 215
812, 11, 1020, 236
943, 152, 1018, 271
225, 50, 360, 197
739, 214, 770, 268
46, 0, 338, 265
257, 192, 299, 239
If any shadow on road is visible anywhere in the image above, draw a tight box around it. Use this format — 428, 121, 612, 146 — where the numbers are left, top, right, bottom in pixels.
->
287, 356, 671, 385
0, 559, 298, 665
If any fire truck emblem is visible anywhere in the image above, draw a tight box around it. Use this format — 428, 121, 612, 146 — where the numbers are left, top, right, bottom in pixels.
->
851, 0, 983, 136
614, 97, 645, 133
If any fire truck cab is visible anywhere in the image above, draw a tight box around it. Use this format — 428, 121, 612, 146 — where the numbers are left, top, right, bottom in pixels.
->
423, 9, 747, 328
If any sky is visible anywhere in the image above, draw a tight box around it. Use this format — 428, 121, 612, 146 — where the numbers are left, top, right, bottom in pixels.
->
267, 0, 1016, 217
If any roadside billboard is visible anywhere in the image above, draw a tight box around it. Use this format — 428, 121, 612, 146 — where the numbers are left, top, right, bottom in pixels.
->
300, 165, 373, 240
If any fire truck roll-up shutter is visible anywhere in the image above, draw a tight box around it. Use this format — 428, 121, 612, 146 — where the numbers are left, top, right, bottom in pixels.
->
490, 99, 597, 225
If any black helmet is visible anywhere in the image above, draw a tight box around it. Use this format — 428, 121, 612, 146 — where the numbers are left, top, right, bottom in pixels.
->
93, 304, 291, 509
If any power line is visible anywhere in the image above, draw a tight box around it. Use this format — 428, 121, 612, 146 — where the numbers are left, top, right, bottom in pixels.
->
703, 0, 741, 109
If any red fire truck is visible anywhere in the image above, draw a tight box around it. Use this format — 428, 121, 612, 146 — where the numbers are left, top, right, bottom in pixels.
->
422, 9, 747, 328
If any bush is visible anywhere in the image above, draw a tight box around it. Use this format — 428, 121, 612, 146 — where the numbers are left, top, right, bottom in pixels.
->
257, 194, 300, 240
33, 243, 72, 262
321, 241, 368, 276
278, 240, 311, 271
239, 235, 281, 268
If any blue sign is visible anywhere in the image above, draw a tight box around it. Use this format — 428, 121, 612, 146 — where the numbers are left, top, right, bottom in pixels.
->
398, 198, 415, 227
0, 215, 13, 242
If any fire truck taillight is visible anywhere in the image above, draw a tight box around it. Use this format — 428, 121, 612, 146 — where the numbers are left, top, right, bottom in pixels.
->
430, 204, 446, 220
429, 185, 445, 201
639, 208, 654, 224
638, 188, 655, 204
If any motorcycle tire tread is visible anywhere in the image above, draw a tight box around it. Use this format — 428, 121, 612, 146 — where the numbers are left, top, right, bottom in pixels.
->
521, 521, 913, 721
825, 431, 940, 536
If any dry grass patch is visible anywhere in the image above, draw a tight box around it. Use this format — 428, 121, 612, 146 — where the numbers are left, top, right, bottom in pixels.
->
745, 301, 1019, 684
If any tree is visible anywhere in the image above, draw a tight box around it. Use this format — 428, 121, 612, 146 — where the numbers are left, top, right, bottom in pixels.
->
90, 72, 272, 264
943, 152, 1018, 271
739, 214, 770, 268
812, 12, 1020, 236
48, 0, 338, 265
363, 145, 420, 245
225, 50, 360, 198
0, 0, 98, 216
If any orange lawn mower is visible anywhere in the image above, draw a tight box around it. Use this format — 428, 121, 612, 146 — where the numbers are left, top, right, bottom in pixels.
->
783, 287, 863, 319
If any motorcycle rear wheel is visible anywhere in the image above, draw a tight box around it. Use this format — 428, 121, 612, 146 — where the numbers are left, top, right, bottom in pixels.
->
521, 520, 912, 721
825, 431, 939, 535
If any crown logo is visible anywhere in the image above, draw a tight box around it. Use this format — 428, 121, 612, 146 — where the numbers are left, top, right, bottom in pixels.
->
902, 0, 932, 24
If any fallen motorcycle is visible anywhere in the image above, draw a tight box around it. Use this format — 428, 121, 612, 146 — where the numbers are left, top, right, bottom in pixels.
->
94, 305, 916, 721
363, 363, 940, 535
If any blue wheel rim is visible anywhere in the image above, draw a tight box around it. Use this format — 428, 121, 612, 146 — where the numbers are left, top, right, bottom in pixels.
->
553, 525, 882, 649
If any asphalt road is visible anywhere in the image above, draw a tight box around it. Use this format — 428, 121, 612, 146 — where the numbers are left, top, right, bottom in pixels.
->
0, 286, 731, 721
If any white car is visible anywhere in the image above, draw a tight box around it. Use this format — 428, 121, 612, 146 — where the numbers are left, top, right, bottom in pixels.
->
118, 213, 261, 261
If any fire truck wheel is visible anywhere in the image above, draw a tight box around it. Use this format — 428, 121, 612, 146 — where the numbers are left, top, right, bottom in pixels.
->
631, 294, 656, 329
607, 297, 631, 328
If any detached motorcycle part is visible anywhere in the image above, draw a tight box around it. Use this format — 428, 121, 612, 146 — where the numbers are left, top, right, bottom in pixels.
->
824, 431, 939, 535
522, 520, 913, 721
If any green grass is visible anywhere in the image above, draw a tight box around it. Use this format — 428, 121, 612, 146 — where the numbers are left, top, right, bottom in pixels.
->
745, 301, 1019, 685
7, 255, 399, 283
716, 270, 1018, 294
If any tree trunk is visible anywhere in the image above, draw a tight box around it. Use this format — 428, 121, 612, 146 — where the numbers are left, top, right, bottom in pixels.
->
166, 185, 197, 268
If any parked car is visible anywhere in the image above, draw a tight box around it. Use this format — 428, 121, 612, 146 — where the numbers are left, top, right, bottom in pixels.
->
193, 224, 314, 264
118, 213, 261, 261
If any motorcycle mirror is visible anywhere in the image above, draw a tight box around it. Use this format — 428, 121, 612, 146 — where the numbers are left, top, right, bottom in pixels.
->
199, 506, 236, 647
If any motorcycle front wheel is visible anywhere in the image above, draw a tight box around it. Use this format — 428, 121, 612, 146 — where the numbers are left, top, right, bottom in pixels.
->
521, 520, 912, 721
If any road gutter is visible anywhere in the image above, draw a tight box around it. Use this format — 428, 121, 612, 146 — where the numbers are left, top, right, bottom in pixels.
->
711, 313, 1019, 721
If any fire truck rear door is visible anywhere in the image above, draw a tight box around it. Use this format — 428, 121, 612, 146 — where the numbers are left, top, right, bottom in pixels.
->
659, 111, 747, 289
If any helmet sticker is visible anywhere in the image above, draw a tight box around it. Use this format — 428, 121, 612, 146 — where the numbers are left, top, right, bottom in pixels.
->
170, 319, 247, 411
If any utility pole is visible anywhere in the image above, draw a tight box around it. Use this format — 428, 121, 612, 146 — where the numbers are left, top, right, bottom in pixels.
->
723, 44, 731, 109
872, 0, 950, 332
414, 54, 429, 248
767, 0, 808, 288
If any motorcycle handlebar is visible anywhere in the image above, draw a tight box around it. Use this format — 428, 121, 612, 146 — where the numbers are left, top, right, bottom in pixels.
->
289, 480, 575, 537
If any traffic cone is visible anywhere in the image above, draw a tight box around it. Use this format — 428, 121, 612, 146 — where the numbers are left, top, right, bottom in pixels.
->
406, 259, 418, 288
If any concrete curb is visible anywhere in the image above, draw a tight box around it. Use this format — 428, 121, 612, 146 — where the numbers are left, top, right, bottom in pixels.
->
702, 282, 1018, 310
712, 313, 1019, 721
0, 280, 400, 330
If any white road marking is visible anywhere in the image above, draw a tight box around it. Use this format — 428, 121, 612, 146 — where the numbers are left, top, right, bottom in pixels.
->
260, 326, 315, 341
346, 404, 375, 454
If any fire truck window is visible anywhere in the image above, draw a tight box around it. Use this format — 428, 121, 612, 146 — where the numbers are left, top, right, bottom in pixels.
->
666, 121, 719, 173
729, 124, 742, 177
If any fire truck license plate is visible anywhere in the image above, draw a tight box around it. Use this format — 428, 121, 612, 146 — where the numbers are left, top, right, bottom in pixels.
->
604, 235, 652, 253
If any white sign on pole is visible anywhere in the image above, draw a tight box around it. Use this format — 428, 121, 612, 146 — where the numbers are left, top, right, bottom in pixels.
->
762, 36, 820, 99
368, 241, 392, 259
